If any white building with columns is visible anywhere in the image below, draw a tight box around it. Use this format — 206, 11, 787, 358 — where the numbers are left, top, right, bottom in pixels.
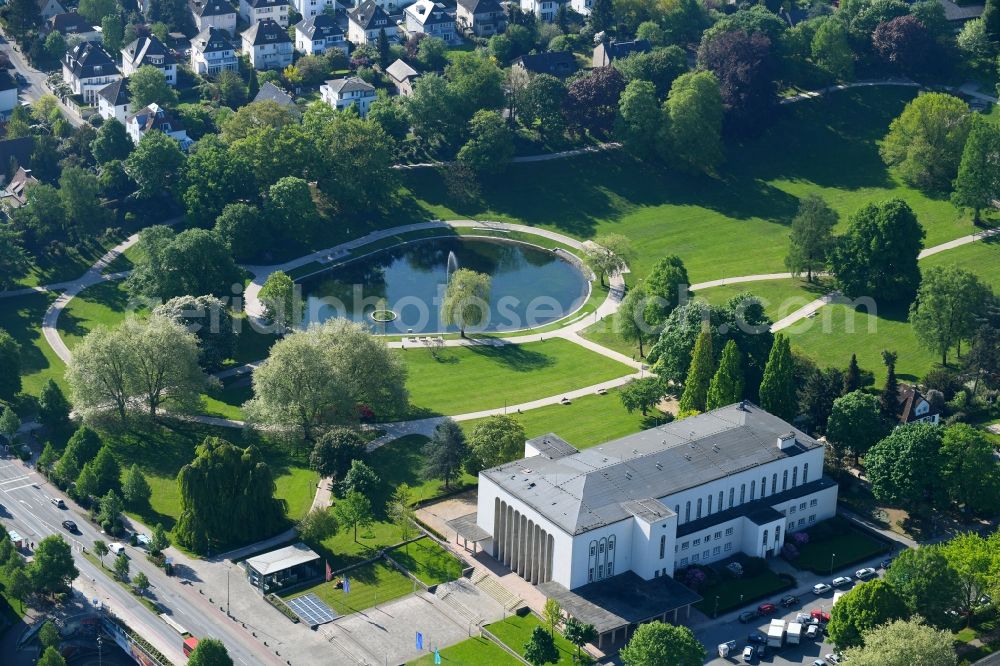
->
475, 403, 839, 592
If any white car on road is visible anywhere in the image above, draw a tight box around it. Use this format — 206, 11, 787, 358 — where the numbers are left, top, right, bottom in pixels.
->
813, 582, 832, 594
832, 576, 853, 588
855, 567, 877, 580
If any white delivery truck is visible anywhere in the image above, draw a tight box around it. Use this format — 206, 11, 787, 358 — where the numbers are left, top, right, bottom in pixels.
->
787, 622, 803, 645
767, 619, 786, 648
718, 640, 737, 658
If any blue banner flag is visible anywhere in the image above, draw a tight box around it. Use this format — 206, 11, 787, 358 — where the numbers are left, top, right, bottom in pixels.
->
434, 649, 441, 664
416, 632, 423, 650
343, 576, 350, 594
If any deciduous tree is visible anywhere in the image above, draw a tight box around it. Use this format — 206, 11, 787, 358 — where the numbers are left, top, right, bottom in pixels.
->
124, 130, 187, 199
333, 491, 374, 542
309, 428, 367, 482
122, 464, 152, 506
620, 621, 705, 666
582, 234, 634, 288
38, 379, 71, 431
619, 376, 667, 415
872, 15, 937, 79
466, 414, 525, 474
910, 266, 992, 366
827, 578, 908, 649
175, 436, 285, 553
616, 79, 660, 159
128, 65, 178, 109
28, 535, 78, 596
245, 321, 408, 442
952, 115, 1000, 223
441, 269, 491, 337
866, 422, 944, 508
786, 194, 836, 281
564, 66, 627, 135
880, 93, 971, 192
697, 29, 776, 133
842, 618, 957, 665
940, 425, 1000, 515
830, 199, 924, 304
523, 626, 558, 665
297, 507, 339, 542
457, 110, 513, 174
187, 638, 233, 666
663, 70, 724, 173
0, 329, 22, 401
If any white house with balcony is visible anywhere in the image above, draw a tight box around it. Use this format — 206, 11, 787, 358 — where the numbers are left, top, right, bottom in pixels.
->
62, 41, 121, 105
240, 0, 291, 27
190, 0, 238, 35
294, 14, 349, 55
190, 26, 240, 75
241, 18, 294, 70
320, 76, 376, 116
474, 403, 838, 593
121, 35, 177, 86
519, 0, 564, 21
291, 0, 339, 19
126, 103, 193, 149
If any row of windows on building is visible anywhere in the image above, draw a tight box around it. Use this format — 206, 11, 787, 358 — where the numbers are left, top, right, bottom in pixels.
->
677, 542, 733, 568
674, 463, 810, 525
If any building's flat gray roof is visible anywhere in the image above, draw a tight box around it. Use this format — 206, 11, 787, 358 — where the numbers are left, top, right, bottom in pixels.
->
526, 433, 577, 460
482, 403, 822, 536
621, 498, 674, 524
447, 512, 491, 542
538, 571, 702, 634
245, 543, 320, 575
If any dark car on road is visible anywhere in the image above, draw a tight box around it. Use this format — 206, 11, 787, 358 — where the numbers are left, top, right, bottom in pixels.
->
738, 610, 759, 623
748, 631, 767, 645
61, 520, 77, 532
780, 595, 799, 607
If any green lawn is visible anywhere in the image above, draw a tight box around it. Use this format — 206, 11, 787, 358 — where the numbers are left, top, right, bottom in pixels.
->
59, 281, 143, 350
15, 236, 121, 288
285, 560, 417, 615
401, 339, 633, 418
408, 636, 523, 665
108, 421, 315, 539
485, 613, 578, 666
695, 278, 833, 322
694, 569, 794, 616
786, 301, 940, 384
368, 435, 477, 504
388, 537, 464, 586
791, 519, 891, 575
0, 292, 65, 395
200, 380, 252, 421
921, 237, 1000, 291
315, 435, 475, 570
460, 387, 666, 450
399, 87, 973, 285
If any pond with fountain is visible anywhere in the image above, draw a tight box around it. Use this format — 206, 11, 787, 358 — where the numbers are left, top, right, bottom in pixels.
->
297, 236, 590, 335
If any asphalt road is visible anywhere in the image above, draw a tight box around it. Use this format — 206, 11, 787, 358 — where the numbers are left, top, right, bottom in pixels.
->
0, 28, 83, 126
0, 452, 283, 666
695, 558, 894, 666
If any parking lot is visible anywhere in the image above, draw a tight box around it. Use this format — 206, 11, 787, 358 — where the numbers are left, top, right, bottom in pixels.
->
695, 556, 890, 665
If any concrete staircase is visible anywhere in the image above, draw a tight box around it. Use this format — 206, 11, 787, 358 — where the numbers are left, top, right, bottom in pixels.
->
471, 569, 522, 611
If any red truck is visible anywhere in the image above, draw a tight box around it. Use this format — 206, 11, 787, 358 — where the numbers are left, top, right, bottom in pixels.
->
183, 636, 199, 658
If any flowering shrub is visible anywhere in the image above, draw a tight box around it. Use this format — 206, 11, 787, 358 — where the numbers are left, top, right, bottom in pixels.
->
781, 543, 800, 560
792, 531, 810, 546
683, 567, 707, 590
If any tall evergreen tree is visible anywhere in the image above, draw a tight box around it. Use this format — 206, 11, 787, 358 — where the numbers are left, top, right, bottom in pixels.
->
844, 354, 862, 394
589, 0, 614, 34
759, 334, 797, 420
678, 329, 714, 414
983, 0, 999, 42
706, 340, 743, 410
785, 194, 837, 282
881, 350, 899, 419
377, 28, 390, 67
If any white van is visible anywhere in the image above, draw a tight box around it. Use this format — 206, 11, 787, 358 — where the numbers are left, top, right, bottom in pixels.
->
806, 624, 821, 640
108, 543, 126, 556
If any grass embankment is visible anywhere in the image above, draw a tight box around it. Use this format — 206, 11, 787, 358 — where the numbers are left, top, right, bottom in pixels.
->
485, 613, 579, 666
399, 87, 974, 285
0, 292, 64, 395
401, 338, 633, 418
460, 387, 667, 450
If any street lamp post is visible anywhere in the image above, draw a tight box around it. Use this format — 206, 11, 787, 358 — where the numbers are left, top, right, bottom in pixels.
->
830, 552, 836, 575
714, 595, 720, 618
226, 563, 231, 618
97, 634, 103, 666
